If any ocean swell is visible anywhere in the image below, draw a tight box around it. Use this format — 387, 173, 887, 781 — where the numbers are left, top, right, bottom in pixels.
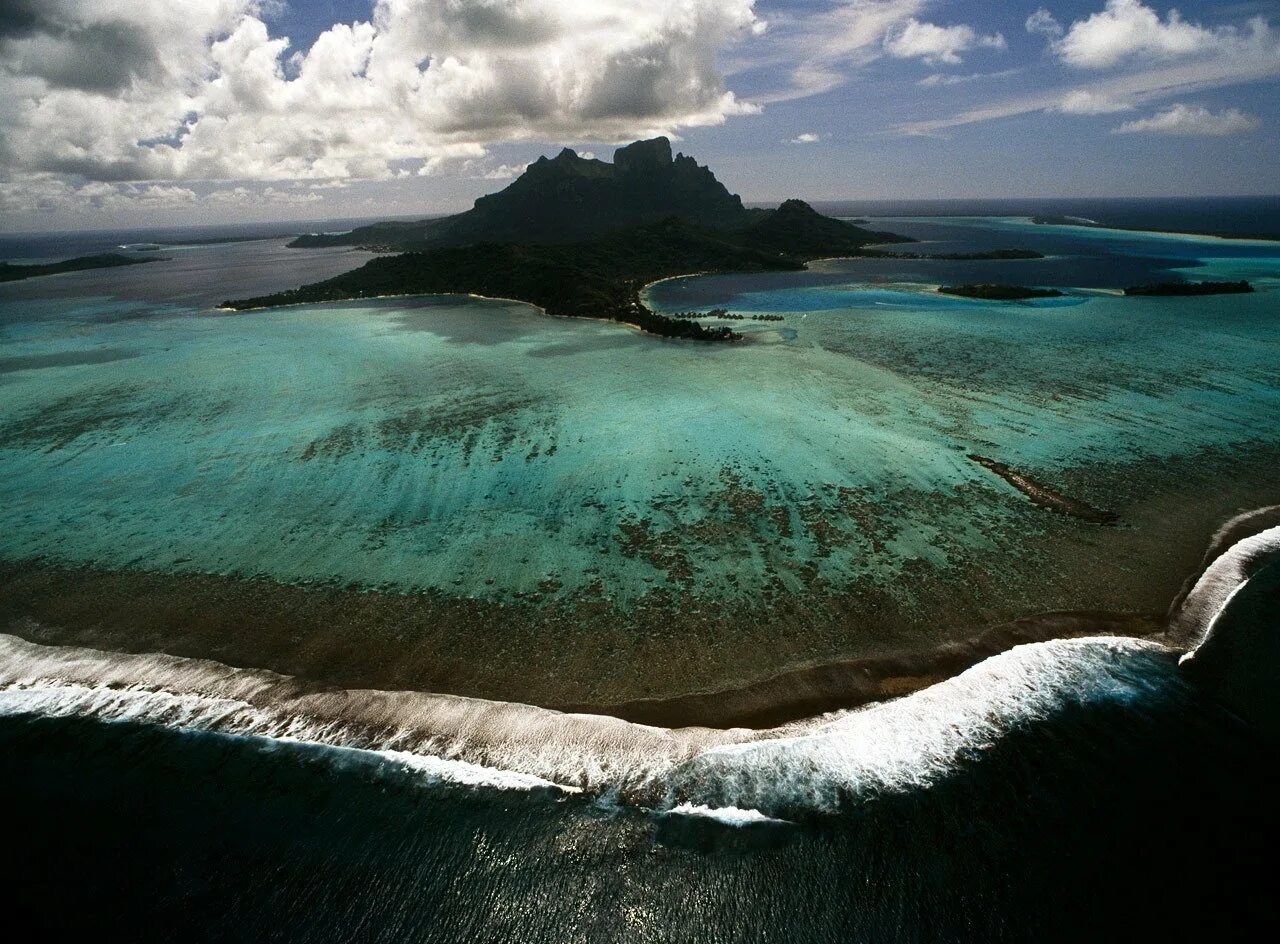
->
1168, 505, 1280, 645
1174, 519, 1280, 737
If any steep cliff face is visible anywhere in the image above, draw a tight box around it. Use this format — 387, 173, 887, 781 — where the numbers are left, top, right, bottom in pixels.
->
444, 137, 748, 244
290, 138, 753, 249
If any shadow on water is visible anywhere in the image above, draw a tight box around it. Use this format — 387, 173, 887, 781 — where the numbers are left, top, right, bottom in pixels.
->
0, 347, 141, 374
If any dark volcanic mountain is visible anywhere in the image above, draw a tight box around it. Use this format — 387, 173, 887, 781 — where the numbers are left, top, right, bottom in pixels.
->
239, 138, 914, 341
453, 137, 748, 243
291, 137, 899, 251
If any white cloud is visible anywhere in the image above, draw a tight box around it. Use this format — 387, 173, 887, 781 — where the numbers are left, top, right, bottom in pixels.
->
206, 185, 325, 205
1055, 89, 1135, 114
1113, 103, 1261, 136
0, 176, 331, 214
1026, 9, 1064, 39
785, 132, 820, 143
884, 18, 1005, 66
918, 68, 1018, 88
749, 0, 925, 102
894, 5, 1280, 135
0, 0, 762, 203
1054, 0, 1264, 68
745, 1, 1005, 103
0, 178, 180, 214
469, 162, 531, 180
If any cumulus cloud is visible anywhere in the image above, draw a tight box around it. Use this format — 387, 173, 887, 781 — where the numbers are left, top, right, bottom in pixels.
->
785, 132, 820, 143
1055, 89, 1134, 114
0, 176, 334, 215
206, 186, 325, 206
1053, 0, 1268, 68
1113, 103, 1262, 136
1026, 9, 1064, 39
0, 0, 762, 202
896, 4, 1279, 135
0, 178, 182, 215
884, 18, 1005, 66
469, 162, 531, 180
0, 0, 246, 95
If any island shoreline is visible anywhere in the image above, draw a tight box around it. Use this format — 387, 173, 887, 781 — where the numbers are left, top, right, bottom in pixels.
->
1029, 214, 1280, 244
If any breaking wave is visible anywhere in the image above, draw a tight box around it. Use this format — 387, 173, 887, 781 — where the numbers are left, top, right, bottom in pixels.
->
0, 632, 1179, 820
1171, 519, 1280, 650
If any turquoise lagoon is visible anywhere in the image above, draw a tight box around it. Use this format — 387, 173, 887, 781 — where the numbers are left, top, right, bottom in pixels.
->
2, 221, 1279, 659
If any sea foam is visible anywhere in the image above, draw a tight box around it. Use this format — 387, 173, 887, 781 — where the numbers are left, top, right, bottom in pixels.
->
1171, 522, 1280, 650
0, 632, 1176, 817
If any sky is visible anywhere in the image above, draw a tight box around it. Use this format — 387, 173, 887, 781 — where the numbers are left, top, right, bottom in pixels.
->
1, 0, 1277, 231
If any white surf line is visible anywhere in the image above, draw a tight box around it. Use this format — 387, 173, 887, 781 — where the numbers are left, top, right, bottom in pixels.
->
1, 632, 1178, 818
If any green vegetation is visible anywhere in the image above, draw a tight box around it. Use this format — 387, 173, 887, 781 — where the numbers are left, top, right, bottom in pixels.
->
225, 211, 894, 340
677, 309, 786, 322
1031, 215, 1097, 228
864, 248, 1045, 261
0, 253, 161, 283
938, 284, 1066, 300
736, 199, 906, 256
1124, 280, 1254, 297
226, 139, 915, 341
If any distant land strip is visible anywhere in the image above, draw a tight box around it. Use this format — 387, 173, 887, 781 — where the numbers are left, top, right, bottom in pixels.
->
0, 253, 163, 283
1031, 215, 1280, 242
1124, 280, 1254, 297
863, 248, 1044, 261
939, 284, 1065, 300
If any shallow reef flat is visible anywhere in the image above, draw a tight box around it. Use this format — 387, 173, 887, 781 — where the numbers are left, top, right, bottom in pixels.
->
1, 221, 1279, 710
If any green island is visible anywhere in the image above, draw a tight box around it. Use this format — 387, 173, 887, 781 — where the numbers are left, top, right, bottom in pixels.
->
676, 308, 786, 322
1031, 214, 1099, 228
938, 283, 1066, 300
0, 252, 162, 283
1124, 280, 1255, 297
225, 138, 916, 340
166, 232, 305, 247
864, 248, 1045, 261
1032, 214, 1280, 242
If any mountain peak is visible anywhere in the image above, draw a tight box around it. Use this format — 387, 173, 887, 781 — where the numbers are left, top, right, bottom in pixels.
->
288, 145, 909, 256
443, 136, 743, 244
613, 137, 673, 172
774, 199, 825, 219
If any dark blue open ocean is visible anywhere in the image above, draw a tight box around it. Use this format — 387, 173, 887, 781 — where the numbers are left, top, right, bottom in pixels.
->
1, 636, 1275, 942
814, 194, 1280, 240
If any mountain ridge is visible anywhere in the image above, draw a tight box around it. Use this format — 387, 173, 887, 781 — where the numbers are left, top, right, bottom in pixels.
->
232, 138, 914, 340
289, 137, 897, 251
